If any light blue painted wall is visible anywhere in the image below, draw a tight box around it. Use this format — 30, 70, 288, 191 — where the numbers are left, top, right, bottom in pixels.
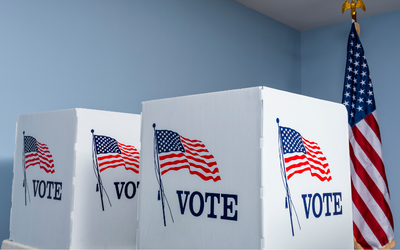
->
2, 0, 398, 247
301, 10, 400, 245
0, 0, 301, 243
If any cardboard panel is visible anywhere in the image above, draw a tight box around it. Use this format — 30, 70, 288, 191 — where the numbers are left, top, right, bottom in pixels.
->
261, 87, 353, 249
9, 108, 141, 249
71, 109, 141, 249
10, 109, 77, 249
138, 88, 263, 249
137, 86, 353, 249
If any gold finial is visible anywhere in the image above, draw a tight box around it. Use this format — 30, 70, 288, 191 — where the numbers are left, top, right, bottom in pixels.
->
342, 0, 366, 22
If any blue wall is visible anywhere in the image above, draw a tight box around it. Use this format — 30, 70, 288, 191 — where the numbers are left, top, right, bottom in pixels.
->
301, 10, 400, 245
1, 0, 399, 246
0, 0, 300, 242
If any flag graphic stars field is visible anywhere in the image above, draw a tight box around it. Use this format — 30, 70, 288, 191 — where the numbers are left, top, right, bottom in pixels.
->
94, 135, 140, 173
279, 126, 331, 182
24, 135, 55, 174
342, 21, 394, 250
155, 129, 220, 182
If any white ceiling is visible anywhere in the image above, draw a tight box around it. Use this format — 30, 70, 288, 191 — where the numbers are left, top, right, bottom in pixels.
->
235, 0, 400, 31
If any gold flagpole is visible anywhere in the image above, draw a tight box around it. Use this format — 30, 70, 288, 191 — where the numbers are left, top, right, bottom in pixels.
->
342, 0, 366, 35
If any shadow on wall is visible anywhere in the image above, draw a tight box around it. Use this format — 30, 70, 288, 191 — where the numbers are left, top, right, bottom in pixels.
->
0, 158, 13, 242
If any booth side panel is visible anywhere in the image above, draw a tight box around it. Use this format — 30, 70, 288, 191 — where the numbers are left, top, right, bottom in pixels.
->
9, 109, 77, 249
137, 87, 263, 249
70, 109, 141, 249
261, 87, 353, 249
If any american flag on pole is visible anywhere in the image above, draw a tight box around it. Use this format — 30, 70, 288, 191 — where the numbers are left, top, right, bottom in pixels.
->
342, 21, 394, 249
93, 135, 140, 173
24, 135, 55, 174
279, 126, 331, 182
155, 129, 220, 182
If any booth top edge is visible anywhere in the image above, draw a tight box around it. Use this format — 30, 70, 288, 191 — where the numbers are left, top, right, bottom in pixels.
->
142, 86, 345, 109
17, 108, 140, 118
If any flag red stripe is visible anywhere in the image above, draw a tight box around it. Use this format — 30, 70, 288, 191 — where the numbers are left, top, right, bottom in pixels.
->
98, 154, 122, 161
353, 222, 372, 249
352, 125, 389, 193
184, 145, 213, 155
98, 155, 139, 173
305, 156, 329, 169
124, 167, 139, 173
159, 150, 217, 170
161, 165, 221, 182
99, 159, 125, 167
349, 143, 394, 230
40, 166, 55, 173
286, 161, 330, 176
184, 152, 217, 168
351, 181, 389, 246
180, 136, 202, 144
303, 143, 321, 151
38, 155, 54, 166
25, 159, 55, 173
182, 142, 209, 151
285, 155, 330, 174
25, 156, 38, 167
287, 167, 331, 181
160, 157, 189, 169
160, 155, 220, 175
99, 163, 125, 172
158, 134, 220, 181
364, 112, 382, 142
159, 152, 184, 161
302, 138, 317, 145
25, 153, 54, 172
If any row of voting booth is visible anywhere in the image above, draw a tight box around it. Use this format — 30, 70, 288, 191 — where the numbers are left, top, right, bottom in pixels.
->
3, 87, 354, 249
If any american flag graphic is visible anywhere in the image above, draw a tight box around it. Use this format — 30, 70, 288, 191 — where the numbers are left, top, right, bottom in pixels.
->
94, 135, 140, 173
24, 135, 55, 174
155, 129, 220, 182
342, 21, 394, 249
279, 126, 331, 182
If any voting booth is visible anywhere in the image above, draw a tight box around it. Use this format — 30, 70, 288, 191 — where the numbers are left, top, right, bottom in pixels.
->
9, 108, 141, 249
137, 86, 353, 249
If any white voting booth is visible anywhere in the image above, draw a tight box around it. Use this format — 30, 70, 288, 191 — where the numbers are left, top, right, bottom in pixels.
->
137, 86, 353, 249
8, 108, 141, 249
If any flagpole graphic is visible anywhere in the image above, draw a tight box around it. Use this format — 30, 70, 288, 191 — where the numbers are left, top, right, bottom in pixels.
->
153, 123, 174, 227
342, 21, 394, 250
91, 129, 112, 211
276, 119, 301, 236
152, 124, 220, 226
22, 131, 30, 206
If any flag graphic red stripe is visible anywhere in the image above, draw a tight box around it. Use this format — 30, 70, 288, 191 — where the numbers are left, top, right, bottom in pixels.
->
285, 164, 331, 181
285, 155, 330, 175
156, 131, 220, 182
282, 131, 331, 182
160, 152, 220, 175
25, 139, 55, 174
96, 141, 140, 173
